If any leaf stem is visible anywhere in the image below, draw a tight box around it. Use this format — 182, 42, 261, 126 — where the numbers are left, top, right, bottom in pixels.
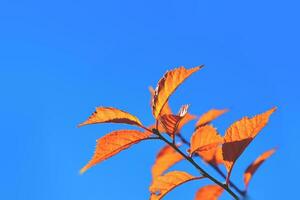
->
154, 130, 239, 200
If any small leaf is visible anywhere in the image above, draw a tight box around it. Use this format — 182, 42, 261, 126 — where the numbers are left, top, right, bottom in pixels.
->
190, 125, 223, 155
244, 148, 276, 189
194, 185, 223, 200
151, 145, 184, 178
152, 66, 203, 118
80, 130, 151, 173
195, 109, 228, 129
159, 105, 190, 136
78, 107, 143, 127
222, 107, 276, 182
150, 171, 203, 200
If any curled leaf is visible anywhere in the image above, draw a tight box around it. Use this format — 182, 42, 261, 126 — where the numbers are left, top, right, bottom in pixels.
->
195, 109, 228, 129
152, 66, 203, 118
151, 145, 184, 178
190, 125, 223, 155
194, 185, 223, 200
78, 107, 143, 127
150, 171, 203, 200
222, 107, 276, 182
80, 130, 151, 174
244, 148, 276, 189
159, 105, 191, 136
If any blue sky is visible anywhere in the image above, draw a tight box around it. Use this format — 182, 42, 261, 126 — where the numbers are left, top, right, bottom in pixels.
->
0, 0, 299, 199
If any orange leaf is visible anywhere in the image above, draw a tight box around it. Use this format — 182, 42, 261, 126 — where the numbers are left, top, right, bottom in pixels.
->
150, 171, 203, 200
150, 86, 172, 117
198, 146, 224, 166
194, 185, 223, 200
244, 148, 276, 189
80, 130, 151, 173
190, 125, 223, 155
195, 109, 228, 129
151, 145, 184, 178
78, 107, 143, 127
222, 107, 276, 182
152, 66, 203, 118
159, 105, 190, 136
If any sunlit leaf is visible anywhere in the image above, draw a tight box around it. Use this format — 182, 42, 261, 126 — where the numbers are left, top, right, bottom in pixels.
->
222, 107, 276, 182
152, 66, 203, 118
244, 148, 276, 189
150, 86, 172, 117
150, 171, 203, 200
198, 146, 224, 166
80, 130, 151, 174
190, 125, 223, 155
78, 107, 143, 127
194, 185, 223, 200
152, 145, 184, 178
195, 109, 228, 129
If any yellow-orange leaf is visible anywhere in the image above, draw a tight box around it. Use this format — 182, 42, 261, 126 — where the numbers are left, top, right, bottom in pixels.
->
152, 66, 203, 118
195, 109, 228, 129
78, 107, 143, 127
80, 130, 151, 174
198, 146, 224, 166
151, 145, 184, 178
222, 107, 276, 182
190, 125, 223, 155
194, 185, 223, 200
159, 105, 190, 136
150, 171, 202, 200
244, 148, 276, 189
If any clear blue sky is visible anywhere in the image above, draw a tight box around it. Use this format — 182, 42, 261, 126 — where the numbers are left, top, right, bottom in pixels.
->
0, 1, 299, 199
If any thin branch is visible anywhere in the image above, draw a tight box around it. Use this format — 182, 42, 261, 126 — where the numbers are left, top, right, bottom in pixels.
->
154, 129, 239, 200
177, 133, 245, 197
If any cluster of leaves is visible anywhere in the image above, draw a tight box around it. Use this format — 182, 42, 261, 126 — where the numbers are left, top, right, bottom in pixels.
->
78, 66, 276, 200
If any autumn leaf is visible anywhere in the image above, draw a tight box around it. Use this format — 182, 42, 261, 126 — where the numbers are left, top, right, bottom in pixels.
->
159, 105, 190, 136
80, 130, 151, 174
78, 107, 143, 128
244, 148, 276, 189
190, 125, 223, 155
197, 146, 224, 166
150, 86, 172, 117
151, 145, 184, 178
152, 66, 203, 118
222, 107, 276, 183
150, 171, 203, 200
195, 109, 228, 129
194, 185, 223, 200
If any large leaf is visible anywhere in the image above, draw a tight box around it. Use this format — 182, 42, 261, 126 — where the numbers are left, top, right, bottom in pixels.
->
152, 66, 203, 118
190, 125, 223, 155
197, 146, 223, 166
149, 86, 172, 117
78, 107, 143, 127
150, 171, 203, 200
194, 185, 223, 200
195, 109, 228, 129
151, 145, 184, 178
244, 148, 276, 189
222, 107, 276, 182
80, 130, 151, 173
